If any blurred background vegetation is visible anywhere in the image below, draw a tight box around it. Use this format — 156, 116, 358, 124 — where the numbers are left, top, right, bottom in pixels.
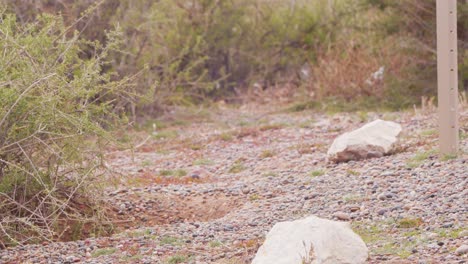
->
3, 0, 467, 113
0, 0, 467, 246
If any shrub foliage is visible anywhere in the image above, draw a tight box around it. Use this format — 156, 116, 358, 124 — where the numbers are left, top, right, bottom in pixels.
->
0, 9, 132, 246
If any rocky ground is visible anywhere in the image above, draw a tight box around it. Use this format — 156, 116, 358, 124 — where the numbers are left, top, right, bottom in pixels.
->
1, 104, 467, 264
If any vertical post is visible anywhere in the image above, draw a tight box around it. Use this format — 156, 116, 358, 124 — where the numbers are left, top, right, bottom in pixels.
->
437, 0, 458, 155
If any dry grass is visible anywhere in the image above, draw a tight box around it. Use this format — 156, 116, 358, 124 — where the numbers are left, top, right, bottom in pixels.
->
308, 39, 411, 102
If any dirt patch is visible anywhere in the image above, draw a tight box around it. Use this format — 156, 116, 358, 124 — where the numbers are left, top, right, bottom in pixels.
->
126, 170, 217, 187
112, 192, 244, 229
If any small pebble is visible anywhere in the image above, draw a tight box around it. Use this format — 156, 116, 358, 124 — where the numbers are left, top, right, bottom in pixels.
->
378, 193, 387, 201
333, 212, 350, 221
377, 209, 388, 215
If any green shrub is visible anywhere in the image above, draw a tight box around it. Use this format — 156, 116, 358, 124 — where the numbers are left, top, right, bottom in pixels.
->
4, 0, 357, 108
0, 9, 133, 246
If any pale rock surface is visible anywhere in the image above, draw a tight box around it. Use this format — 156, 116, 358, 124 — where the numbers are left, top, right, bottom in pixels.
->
327, 119, 401, 162
455, 244, 468, 256
252, 216, 368, 264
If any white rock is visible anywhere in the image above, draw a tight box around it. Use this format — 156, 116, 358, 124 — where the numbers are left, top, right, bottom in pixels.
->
252, 216, 368, 264
327, 119, 402, 162
455, 244, 468, 256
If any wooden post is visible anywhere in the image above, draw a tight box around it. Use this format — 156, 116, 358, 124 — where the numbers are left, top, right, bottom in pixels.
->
437, 0, 458, 155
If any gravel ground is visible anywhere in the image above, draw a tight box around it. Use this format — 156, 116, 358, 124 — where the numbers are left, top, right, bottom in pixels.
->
1, 106, 467, 264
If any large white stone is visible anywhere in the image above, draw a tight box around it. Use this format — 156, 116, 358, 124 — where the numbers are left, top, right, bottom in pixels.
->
252, 216, 368, 264
327, 119, 402, 162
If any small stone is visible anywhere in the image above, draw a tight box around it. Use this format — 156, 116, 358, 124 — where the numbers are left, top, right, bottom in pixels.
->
455, 244, 468, 256
242, 188, 250, 195
378, 193, 387, 201
361, 209, 370, 216
381, 171, 395, 177
66, 256, 80, 263
459, 230, 468, 237
427, 243, 438, 249
377, 209, 388, 215
403, 204, 413, 210
442, 222, 453, 228
333, 211, 351, 221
